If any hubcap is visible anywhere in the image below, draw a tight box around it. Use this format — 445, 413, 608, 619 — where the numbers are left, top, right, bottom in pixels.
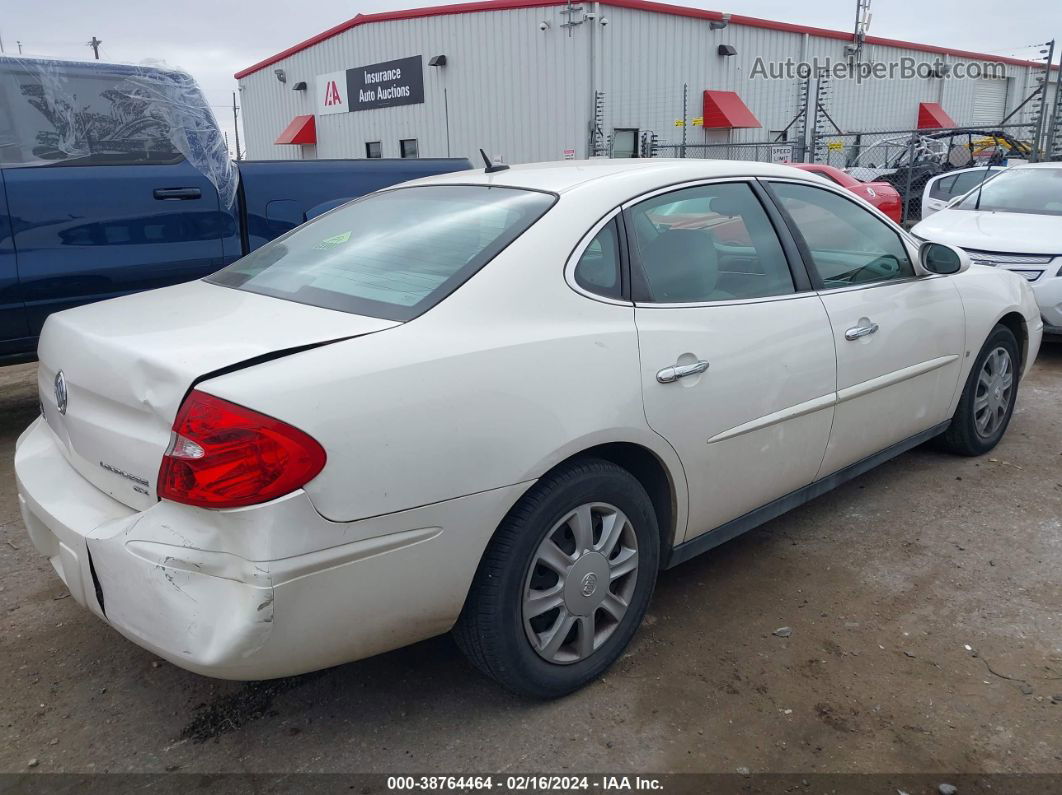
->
522, 503, 639, 665
974, 346, 1014, 439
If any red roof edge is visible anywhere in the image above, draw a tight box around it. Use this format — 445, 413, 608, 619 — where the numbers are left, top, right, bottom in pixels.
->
235, 0, 1060, 80
703, 90, 761, 129
917, 102, 957, 130
274, 114, 317, 145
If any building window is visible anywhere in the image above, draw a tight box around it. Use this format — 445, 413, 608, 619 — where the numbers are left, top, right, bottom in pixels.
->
365, 141, 382, 159
612, 128, 638, 158
400, 139, 419, 159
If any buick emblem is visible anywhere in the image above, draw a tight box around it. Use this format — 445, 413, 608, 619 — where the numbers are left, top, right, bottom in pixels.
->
581, 572, 598, 597
54, 370, 68, 415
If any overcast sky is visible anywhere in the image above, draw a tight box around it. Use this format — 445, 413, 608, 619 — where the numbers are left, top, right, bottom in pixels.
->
2, 0, 1058, 156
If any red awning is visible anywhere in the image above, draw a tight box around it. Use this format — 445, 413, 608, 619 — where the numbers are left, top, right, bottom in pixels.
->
917, 102, 956, 130
702, 90, 761, 129
275, 115, 317, 145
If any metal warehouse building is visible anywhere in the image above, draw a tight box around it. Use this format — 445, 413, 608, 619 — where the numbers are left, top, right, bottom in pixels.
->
235, 0, 1057, 163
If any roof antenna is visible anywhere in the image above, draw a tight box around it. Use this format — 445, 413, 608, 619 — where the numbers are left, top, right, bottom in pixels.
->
479, 148, 510, 173
973, 141, 999, 211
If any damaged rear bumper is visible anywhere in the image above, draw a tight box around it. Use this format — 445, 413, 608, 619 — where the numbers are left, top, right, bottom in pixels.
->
15, 417, 526, 680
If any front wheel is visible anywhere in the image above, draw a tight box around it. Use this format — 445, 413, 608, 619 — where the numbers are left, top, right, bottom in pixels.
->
454, 458, 660, 699
938, 324, 1020, 456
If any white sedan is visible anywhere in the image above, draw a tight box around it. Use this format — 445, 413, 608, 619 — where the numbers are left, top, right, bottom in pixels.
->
913, 162, 1062, 336
920, 164, 1006, 218
15, 160, 1042, 698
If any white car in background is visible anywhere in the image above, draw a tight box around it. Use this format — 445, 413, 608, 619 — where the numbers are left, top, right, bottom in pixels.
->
921, 165, 1007, 218
913, 162, 1062, 336
15, 160, 1042, 698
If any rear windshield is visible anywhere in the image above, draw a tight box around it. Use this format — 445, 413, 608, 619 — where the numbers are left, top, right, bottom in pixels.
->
207, 185, 556, 321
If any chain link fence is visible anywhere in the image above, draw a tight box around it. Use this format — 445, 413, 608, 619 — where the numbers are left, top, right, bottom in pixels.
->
617, 50, 1062, 224
810, 123, 1038, 222
631, 120, 1050, 224
640, 119, 1055, 225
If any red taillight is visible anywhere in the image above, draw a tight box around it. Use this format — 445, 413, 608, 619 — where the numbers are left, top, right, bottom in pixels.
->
157, 390, 326, 509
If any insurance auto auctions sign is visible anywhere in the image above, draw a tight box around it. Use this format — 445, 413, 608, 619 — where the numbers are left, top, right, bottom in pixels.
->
317, 56, 425, 115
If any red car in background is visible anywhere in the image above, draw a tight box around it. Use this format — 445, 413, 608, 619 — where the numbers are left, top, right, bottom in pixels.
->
787, 163, 903, 223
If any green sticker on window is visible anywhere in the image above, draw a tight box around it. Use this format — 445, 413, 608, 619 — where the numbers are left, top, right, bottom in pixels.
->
314, 231, 352, 250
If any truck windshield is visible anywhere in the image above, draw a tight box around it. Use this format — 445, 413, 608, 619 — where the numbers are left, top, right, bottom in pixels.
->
207, 185, 556, 321
955, 168, 1062, 216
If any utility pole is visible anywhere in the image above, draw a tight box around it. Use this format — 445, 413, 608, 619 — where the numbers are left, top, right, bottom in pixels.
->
232, 91, 242, 161
88, 36, 102, 60
17, 41, 22, 54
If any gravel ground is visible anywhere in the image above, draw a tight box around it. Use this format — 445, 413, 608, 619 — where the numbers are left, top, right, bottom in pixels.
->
1, 346, 1060, 776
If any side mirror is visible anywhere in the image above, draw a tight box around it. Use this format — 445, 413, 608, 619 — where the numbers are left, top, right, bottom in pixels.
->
919, 241, 970, 275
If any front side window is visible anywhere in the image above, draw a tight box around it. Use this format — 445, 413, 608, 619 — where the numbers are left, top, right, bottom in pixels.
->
573, 219, 622, 298
955, 167, 1061, 215
628, 182, 795, 303
365, 141, 382, 159
208, 186, 555, 321
400, 138, 419, 159
770, 182, 914, 288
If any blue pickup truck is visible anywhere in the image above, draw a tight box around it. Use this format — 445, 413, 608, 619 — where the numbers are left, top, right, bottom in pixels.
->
0, 57, 470, 362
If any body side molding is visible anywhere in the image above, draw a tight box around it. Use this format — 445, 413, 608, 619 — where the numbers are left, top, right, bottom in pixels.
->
836, 355, 960, 404
705, 355, 957, 446
664, 419, 951, 568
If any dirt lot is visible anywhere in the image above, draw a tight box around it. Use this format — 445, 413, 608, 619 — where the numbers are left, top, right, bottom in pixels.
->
1, 347, 1060, 777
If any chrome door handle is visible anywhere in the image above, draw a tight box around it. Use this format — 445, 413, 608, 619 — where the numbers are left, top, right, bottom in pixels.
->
844, 322, 879, 341
656, 360, 709, 384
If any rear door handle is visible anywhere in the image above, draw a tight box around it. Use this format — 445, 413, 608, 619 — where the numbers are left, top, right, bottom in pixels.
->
153, 187, 202, 200
656, 360, 709, 384
845, 321, 879, 341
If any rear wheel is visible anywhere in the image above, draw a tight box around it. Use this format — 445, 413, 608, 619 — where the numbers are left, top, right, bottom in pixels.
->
938, 325, 1019, 456
454, 458, 659, 698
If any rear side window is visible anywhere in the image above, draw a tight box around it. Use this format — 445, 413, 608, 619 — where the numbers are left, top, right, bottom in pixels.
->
931, 174, 958, 198
951, 169, 990, 195
0, 61, 184, 166
573, 219, 622, 299
208, 185, 556, 321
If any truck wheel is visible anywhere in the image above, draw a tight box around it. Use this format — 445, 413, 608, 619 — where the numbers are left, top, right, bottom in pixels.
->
454, 458, 659, 699
938, 324, 1020, 456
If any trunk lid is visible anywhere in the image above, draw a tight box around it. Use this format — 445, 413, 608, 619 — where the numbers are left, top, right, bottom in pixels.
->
37, 280, 398, 511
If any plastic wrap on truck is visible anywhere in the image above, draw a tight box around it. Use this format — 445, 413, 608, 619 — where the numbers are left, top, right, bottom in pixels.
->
0, 56, 237, 208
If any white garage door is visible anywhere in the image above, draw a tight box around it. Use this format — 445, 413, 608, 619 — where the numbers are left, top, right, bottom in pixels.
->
972, 77, 1009, 126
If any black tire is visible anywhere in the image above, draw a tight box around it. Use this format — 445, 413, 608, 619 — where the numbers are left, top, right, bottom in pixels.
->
454, 458, 660, 699
937, 324, 1020, 456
